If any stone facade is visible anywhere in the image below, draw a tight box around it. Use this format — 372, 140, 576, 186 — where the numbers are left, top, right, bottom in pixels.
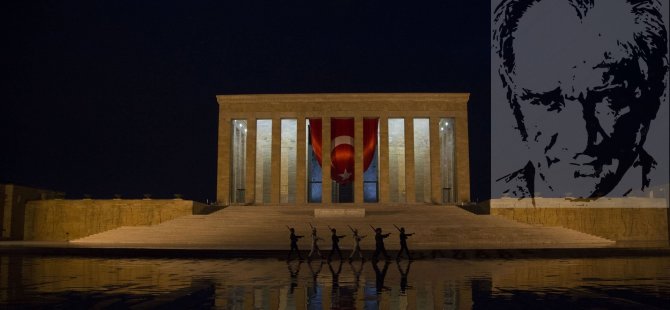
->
216, 93, 471, 206
1, 184, 62, 240
24, 199, 208, 241
487, 197, 669, 242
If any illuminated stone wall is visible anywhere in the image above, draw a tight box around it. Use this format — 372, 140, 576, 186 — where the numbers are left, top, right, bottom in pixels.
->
489, 198, 669, 241
24, 199, 207, 241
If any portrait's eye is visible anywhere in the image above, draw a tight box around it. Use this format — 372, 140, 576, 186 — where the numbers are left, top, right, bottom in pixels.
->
600, 96, 631, 118
601, 87, 633, 114
521, 87, 564, 112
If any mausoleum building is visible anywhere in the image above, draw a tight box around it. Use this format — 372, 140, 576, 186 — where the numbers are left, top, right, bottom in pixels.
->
216, 93, 471, 206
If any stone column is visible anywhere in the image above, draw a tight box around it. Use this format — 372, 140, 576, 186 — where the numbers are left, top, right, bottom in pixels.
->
271, 117, 281, 204
216, 106, 230, 205
245, 118, 257, 204
404, 118, 415, 204
296, 116, 306, 205
322, 117, 332, 204
456, 114, 471, 202
268, 288, 279, 310
430, 117, 441, 204
354, 116, 364, 204
379, 116, 389, 204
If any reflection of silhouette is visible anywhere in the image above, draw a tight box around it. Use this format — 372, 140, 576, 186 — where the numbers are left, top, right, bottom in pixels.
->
372, 260, 390, 294
328, 228, 346, 261
395, 226, 414, 261
348, 260, 365, 291
371, 226, 391, 261
306, 260, 324, 308
396, 260, 413, 295
328, 260, 343, 288
328, 260, 343, 308
287, 260, 302, 294
307, 260, 324, 283
287, 227, 304, 261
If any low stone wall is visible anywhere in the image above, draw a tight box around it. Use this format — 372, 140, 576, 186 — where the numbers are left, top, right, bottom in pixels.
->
488, 198, 669, 242
24, 199, 207, 241
314, 208, 365, 218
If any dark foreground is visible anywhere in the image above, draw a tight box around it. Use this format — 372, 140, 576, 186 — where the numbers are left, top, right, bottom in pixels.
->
1, 255, 669, 309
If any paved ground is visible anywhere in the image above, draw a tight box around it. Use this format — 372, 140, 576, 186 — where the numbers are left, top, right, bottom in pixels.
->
1, 205, 668, 258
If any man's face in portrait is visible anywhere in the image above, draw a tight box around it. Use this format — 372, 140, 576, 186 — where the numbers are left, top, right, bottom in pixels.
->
496, 0, 667, 198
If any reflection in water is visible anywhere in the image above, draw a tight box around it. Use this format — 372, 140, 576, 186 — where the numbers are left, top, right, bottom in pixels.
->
1, 256, 670, 308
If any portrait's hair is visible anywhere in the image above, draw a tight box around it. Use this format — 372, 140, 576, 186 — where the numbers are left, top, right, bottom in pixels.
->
492, 0, 668, 142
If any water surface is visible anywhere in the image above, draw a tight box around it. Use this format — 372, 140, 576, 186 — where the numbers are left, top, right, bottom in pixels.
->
1, 255, 669, 308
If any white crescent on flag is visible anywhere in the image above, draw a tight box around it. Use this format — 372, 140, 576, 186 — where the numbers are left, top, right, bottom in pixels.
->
331, 135, 354, 151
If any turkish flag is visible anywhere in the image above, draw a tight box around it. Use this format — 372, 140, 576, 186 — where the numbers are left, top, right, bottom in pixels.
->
363, 118, 378, 171
309, 118, 378, 184
308, 118, 323, 166
331, 118, 355, 184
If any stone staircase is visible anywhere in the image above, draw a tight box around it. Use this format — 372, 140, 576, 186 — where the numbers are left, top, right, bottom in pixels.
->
72, 205, 614, 250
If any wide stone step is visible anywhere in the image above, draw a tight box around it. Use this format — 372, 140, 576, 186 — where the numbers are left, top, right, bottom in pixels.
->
72, 206, 614, 249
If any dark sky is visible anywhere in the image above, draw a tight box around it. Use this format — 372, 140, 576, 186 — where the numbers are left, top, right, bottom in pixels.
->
1, 1, 491, 203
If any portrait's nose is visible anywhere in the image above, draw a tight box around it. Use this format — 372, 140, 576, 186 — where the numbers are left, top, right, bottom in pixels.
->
553, 97, 590, 155
576, 97, 609, 156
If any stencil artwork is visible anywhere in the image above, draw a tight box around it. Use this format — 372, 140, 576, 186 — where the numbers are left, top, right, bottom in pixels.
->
491, 0, 669, 200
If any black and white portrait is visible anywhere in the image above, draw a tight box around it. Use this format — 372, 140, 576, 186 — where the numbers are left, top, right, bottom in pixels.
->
491, 0, 669, 200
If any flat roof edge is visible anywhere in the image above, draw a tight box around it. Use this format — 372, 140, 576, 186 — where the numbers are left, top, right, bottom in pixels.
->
216, 93, 471, 104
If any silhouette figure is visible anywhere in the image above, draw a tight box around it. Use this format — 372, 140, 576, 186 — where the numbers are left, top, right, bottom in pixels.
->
287, 227, 304, 261
372, 260, 391, 294
287, 260, 302, 294
347, 226, 366, 262
370, 226, 391, 261
396, 260, 413, 295
394, 225, 414, 260
308, 225, 324, 261
328, 228, 346, 261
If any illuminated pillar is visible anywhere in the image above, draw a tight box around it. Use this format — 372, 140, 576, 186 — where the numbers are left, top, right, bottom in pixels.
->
322, 117, 332, 204
379, 116, 389, 204
430, 117, 441, 204
217, 107, 230, 205
271, 117, 281, 204
456, 115, 471, 202
404, 118, 415, 204
296, 116, 307, 205
354, 117, 364, 204
245, 118, 257, 204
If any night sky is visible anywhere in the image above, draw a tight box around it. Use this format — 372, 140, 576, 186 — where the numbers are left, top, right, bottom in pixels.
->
1, 1, 491, 203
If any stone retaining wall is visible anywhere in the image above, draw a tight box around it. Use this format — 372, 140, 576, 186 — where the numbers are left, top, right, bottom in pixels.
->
487, 198, 669, 242
24, 199, 207, 241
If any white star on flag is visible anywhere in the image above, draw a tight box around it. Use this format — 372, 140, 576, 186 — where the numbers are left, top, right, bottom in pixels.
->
338, 168, 352, 181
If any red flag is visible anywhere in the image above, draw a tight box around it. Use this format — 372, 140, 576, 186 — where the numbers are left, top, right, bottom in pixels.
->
308, 118, 322, 166
363, 118, 378, 171
331, 118, 355, 184
310, 118, 378, 184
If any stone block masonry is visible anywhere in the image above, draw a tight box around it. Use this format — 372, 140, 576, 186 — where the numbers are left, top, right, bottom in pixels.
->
487, 198, 669, 242
24, 199, 207, 241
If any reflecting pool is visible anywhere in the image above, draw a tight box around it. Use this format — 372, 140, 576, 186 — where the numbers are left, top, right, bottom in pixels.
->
1, 255, 670, 308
